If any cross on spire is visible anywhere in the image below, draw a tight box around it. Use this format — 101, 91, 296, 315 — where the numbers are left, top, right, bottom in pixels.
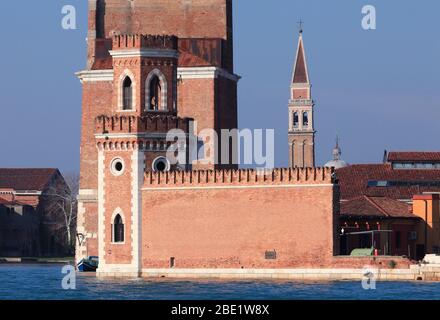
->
297, 19, 304, 34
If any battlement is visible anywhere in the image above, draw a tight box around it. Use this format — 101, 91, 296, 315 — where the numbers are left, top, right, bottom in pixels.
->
144, 167, 335, 187
112, 34, 178, 51
95, 114, 192, 135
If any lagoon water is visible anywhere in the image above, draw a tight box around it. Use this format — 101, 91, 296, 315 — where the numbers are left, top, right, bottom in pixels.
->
1, 264, 440, 300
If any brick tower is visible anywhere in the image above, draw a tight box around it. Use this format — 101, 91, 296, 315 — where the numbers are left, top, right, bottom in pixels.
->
288, 30, 316, 168
75, 0, 239, 267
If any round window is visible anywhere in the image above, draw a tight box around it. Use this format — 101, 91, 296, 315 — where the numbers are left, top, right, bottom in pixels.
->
152, 157, 171, 173
111, 158, 125, 176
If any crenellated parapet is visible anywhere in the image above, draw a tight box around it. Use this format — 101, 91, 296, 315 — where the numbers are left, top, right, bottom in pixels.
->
95, 114, 192, 135
112, 34, 178, 51
144, 167, 335, 187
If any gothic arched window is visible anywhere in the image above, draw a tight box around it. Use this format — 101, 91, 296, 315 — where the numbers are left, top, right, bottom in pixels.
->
293, 112, 299, 128
149, 75, 162, 111
123, 77, 133, 110
303, 112, 309, 127
113, 214, 124, 243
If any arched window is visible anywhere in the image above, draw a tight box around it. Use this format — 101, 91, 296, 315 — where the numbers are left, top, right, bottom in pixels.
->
123, 77, 133, 110
303, 112, 309, 127
113, 214, 124, 243
149, 75, 162, 111
293, 112, 299, 128
145, 69, 168, 111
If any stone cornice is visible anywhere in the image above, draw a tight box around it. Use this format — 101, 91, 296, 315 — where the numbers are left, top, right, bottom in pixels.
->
76, 67, 240, 82
76, 70, 114, 83
178, 67, 241, 82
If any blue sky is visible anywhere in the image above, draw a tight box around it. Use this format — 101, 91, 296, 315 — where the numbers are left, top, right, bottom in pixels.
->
0, 0, 439, 173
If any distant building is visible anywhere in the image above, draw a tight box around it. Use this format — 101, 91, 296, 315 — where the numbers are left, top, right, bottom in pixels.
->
336, 152, 440, 260
336, 151, 440, 202
0, 197, 38, 257
288, 30, 316, 168
0, 169, 72, 257
339, 195, 421, 258
325, 137, 349, 169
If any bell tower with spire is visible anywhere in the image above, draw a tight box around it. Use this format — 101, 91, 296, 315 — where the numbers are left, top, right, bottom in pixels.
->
288, 28, 316, 168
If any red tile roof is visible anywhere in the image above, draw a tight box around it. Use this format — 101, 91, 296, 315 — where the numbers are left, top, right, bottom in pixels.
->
336, 164, 440, 200
340, 196, 418, 219
387, 152, 440, 162
0, 168, 59, 191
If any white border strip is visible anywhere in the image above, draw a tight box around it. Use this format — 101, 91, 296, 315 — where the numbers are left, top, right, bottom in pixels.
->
76, 67, 240, 83
178, 67, 240, 82
76, 70, 114, 83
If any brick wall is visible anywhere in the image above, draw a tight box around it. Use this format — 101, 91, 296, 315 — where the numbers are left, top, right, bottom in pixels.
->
84, 202, 98, 257
88, 0, 233, 70
80, 81, 113, 189
140, 168, 337, 269
102, 150, 134, 265
93, 0, 231, 40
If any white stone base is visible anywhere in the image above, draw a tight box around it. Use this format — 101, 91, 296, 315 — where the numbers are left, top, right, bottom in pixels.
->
96, 266, 141, 278
91, 266, 437, 281
119, 268, 421, 281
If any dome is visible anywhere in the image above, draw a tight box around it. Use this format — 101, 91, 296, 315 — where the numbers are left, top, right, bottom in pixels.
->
325, 159, 349, 169
325, 136, 349, 169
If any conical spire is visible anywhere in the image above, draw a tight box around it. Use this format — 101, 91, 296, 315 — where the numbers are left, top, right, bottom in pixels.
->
333, 136, 342, 161
292, 31, 310, 84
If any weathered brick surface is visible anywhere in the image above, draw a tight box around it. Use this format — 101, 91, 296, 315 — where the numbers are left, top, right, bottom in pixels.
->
292, 89, 308, 99
89, 0, 233, 71
80, 81, 113, 189
83, 203, 98, 234
102, 150, 133, 265
141, 169, 337, 269
83, 202, 99, 257
92, 0, 231, 44
178, 78, 215, 132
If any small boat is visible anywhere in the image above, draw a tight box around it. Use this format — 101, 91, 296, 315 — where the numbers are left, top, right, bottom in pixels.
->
77, 256, 99, 272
